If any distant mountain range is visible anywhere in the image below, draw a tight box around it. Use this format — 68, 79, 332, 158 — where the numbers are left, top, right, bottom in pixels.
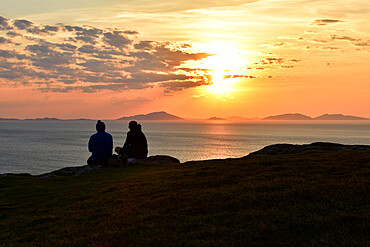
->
0, 117, 93, 121
263, 113, 312, 120
208, 117, 226, 121
314, 114, 368, 120
0, 112, 368, 121
262, 113, 368, 120
116, 111, 184, 121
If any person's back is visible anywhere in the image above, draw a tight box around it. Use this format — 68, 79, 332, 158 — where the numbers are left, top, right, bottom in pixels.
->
126, 123, 148, 159
116, 121, 148, 159
88, 120, 113, 164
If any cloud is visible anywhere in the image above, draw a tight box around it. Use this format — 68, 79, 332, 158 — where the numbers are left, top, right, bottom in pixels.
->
6, 31, 20, 37
13, 19, 33, 30
0, 37, 12, 44
134, 41, 154, 50
23, 25, 61, 36
0, 49, 27, 60
266, 58, 284, 64
223, 75, 256, 79
44, 25, 60, 32
103, 31, 132, 48
0, 16, 11, 30
73, 27, 103, 44
322, 47, 339, 50
55, 43, 77, 51
354, 41, 370, 46
311, 19, 343, 26
78, 59, 117, 73
160, 80, 208, 91
26, 43, 56, 55
330, 35, 359, 42
178, 68, 211, 73
327, 34, 370, 48
0, 16, 212, 93
261, 41, 287, 48
123, 30, 139, 35
312, 39, 329, 43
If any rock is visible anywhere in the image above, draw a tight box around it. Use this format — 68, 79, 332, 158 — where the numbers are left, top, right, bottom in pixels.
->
140, 155, 180, 165
39, 164, 103, 178
39, 155, 180, 177
246, 142, 370, 157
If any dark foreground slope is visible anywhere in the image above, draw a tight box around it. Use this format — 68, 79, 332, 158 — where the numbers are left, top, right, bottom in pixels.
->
1, 150, 369, 246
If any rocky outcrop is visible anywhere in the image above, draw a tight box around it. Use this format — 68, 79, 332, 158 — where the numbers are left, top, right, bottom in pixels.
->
246, 142, 370, 157
39, 155, 180, 178
141, 155, 180, 165
39, 164, 103, 178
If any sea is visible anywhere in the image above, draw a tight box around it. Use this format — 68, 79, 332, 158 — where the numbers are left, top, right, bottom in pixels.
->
0, 120, 369, 175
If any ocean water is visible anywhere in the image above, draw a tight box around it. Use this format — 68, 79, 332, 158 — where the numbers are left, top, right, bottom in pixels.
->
0, 120, 369, 175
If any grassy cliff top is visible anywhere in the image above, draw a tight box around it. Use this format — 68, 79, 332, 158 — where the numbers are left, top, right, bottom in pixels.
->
1, 150, 369, 246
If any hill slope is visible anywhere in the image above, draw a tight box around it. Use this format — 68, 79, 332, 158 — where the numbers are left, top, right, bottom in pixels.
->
117, 111, 183, 120
0, 149, 369, 246
263, 113, 312, 120
314, 114, 368, 120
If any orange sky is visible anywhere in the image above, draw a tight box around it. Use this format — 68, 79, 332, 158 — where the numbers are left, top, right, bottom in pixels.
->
0, 0, 369, 119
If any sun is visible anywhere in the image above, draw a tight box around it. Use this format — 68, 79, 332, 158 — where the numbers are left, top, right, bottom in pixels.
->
196, 46, 246, 95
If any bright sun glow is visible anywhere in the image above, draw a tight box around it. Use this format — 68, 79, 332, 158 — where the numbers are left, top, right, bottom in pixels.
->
196, 45, 247, 95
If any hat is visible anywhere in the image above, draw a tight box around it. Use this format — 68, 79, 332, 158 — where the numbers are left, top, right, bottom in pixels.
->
96, 120, 106, 131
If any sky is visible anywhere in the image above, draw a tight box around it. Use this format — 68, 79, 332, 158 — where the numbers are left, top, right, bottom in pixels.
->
0, 0, 369, 119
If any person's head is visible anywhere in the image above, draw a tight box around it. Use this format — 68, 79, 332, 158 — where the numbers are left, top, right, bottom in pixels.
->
96, 120, 106, 132
128, 120, 137, 130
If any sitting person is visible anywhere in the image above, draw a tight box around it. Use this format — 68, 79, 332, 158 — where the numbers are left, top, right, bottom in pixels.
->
115, 121, 148, 160
88, 120, 113, 165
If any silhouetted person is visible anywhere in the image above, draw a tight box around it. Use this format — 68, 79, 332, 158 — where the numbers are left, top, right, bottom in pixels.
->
115, 121, 148, 159
88, 120, 113, 165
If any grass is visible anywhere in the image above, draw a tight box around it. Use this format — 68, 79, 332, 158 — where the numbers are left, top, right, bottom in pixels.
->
0, 150, 369, 246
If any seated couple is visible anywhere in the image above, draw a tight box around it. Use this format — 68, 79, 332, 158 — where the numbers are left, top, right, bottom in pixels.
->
87, 120, 148, 166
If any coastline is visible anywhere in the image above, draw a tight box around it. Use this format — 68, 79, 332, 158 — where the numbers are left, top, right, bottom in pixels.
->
2, 142, 369, 178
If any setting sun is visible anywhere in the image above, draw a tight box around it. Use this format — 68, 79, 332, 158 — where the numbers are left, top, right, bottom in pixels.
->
195, 46, 247, 95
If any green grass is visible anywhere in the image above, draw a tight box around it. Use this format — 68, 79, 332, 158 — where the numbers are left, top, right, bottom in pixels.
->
1, 150, 369, 246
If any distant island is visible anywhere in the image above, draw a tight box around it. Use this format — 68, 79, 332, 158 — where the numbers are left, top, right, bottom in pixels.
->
0, 112, 368, 121
0, 117, 93, 121
116, 111, 184, 121
263, 113, 313, 120
208, 117, 226, 121
263, 113, 368, 120
314, 114, 368, 120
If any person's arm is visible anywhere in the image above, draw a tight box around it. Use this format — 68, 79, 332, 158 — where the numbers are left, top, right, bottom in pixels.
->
123, 132, 131, 148
121, 132, 132, 154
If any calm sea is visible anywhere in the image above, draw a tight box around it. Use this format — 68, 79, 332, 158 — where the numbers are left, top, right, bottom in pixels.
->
0, 120, 369, 175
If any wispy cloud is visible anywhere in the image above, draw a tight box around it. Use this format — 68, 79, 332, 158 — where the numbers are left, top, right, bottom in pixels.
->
311, 19, 343, 26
